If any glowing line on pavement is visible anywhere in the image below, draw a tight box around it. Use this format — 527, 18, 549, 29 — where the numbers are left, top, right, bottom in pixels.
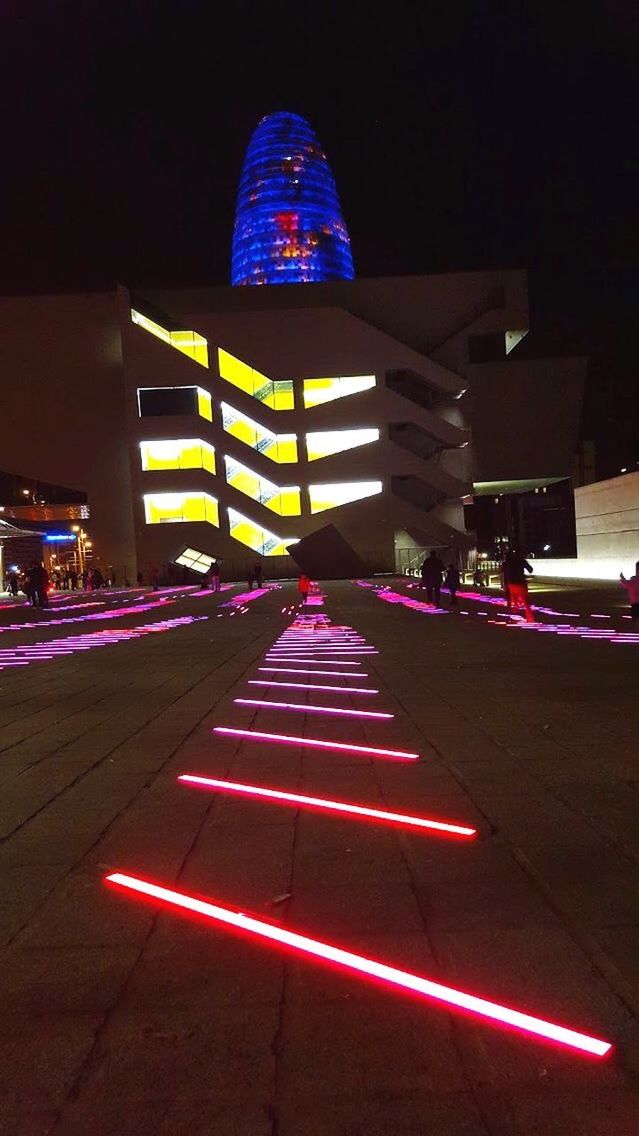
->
213, 726, 418, 761
178, 775, 475, 835
234, 697, 392, 719
251, 678, 377, 692
105, 873, 612, 1058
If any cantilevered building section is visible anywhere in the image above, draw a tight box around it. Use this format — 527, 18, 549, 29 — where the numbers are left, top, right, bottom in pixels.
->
0, 269, 585, 581
231, 112, 355, 286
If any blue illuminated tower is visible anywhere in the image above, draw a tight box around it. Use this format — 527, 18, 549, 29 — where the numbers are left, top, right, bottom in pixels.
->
231, 111, 355, 286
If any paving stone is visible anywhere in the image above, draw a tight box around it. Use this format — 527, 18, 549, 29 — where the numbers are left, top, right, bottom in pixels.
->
0, 1013, 102, 1110
0, 581, 637, 1134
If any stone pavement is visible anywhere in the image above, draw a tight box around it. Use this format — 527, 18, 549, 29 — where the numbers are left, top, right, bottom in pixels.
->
0, 581, 638, 1135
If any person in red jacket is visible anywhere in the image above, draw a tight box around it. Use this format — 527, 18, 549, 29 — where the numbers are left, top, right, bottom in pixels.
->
620, 562, 639, 629
298, 573, 311, 605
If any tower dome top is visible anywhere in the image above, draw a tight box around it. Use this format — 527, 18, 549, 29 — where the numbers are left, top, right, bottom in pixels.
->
231, 111, 354, 287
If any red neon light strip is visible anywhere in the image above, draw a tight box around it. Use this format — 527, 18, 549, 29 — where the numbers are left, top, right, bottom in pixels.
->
234, 697, 392, 719
105, 873, 612, 1058
259, 667, 370, 678
250, 679, 377, 693
178, 774, 475, 836
213, 725, 418, 761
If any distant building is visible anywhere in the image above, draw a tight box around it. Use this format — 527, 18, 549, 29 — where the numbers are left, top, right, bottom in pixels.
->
0, 270, 585, 581
231, 112, 354, 287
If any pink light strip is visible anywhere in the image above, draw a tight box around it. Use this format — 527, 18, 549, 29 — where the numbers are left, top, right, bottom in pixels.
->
251, 678, 377, 693
258, 667, 370, 678
178, 775, 475, 836
266, 649, 375, 658
234, 697, 392, 719
264, 658, 362, 668
213, 725, 418, 761
105, 872, 612, 1058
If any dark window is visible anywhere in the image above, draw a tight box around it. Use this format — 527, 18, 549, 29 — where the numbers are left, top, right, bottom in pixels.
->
138, 387, 198, 417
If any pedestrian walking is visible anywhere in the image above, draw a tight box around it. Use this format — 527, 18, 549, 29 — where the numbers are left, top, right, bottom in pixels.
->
7, 570, 19, 597
29, 561, 49, 608
472, 566, 484, 588
207, 560, 221, 592
445, 564, 460, 606
150, 567, 160, 591
298, 573, 311, 606
620, 562, 639, 629
69, 569, 78, 590
501, 547, 534, 622
420, 550, 445, 606
254, 562, 263, 588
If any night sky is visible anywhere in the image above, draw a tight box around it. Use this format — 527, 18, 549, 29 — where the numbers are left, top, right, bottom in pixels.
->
2, 2, 636, 472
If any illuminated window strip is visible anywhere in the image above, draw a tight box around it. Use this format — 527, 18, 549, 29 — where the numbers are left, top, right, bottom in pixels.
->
227, 507, 298, 557
224, 455, 301, 516
178, 775, 474, 836
222, 402, 297, 464
306, 428, 380, 462
131, 309, 209, 368
218, 347, 294, 410
213, 726, 418, 761
143, 492, 219, 527
309, 480, 383, 514
303, 375, 376, 409
235, 698, 392, 720
105, 873, 612, 1058
140, 439, 216, 473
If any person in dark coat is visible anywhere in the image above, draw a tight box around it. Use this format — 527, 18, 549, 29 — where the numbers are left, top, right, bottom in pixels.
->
445, 564, 460, 606
420, 551, 445, 606
501, 547, 534, 622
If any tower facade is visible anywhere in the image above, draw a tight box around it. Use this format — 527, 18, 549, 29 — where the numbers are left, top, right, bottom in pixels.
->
231, 112, 355, 286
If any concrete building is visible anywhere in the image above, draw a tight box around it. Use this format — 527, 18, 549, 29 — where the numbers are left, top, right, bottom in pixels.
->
0, 269, 584, 581
534, 470, 639, 580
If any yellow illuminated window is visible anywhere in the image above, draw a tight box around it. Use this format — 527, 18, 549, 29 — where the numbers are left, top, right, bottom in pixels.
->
218, 348, 294, 410
143, 492, 219, 526
303, 375, 376, 408
227, 507, 298, 557
224, 456, 300, 516
221, 402, 298, 463
308, 480, 383, 514
195, 393, 212, 424
140, 439, 215, 473
131, 309, 209, 368
305, 428, 380, 461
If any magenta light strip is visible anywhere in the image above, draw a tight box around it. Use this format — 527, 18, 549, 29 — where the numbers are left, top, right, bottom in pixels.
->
213, 725, 418, 761
249, 679, 378, 693
105, 872, 612, 1058
259, 663, 368, 672
234, 697, 392, 720
178, 775, 475, 836
264, 658, 362, 668
266, 649, 375, 658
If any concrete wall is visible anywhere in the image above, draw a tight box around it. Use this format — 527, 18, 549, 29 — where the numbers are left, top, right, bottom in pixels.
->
533, 471, 639, 579
0, 292, 136, 576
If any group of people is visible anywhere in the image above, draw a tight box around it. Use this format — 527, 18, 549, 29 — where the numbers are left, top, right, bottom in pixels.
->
419, 552, 461, 606
3, 563, 110, 606
419, 547, 536, 620
51, 567, 106, 591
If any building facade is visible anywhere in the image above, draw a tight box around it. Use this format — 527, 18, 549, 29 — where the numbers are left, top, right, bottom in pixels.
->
0, 269, 585, 581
